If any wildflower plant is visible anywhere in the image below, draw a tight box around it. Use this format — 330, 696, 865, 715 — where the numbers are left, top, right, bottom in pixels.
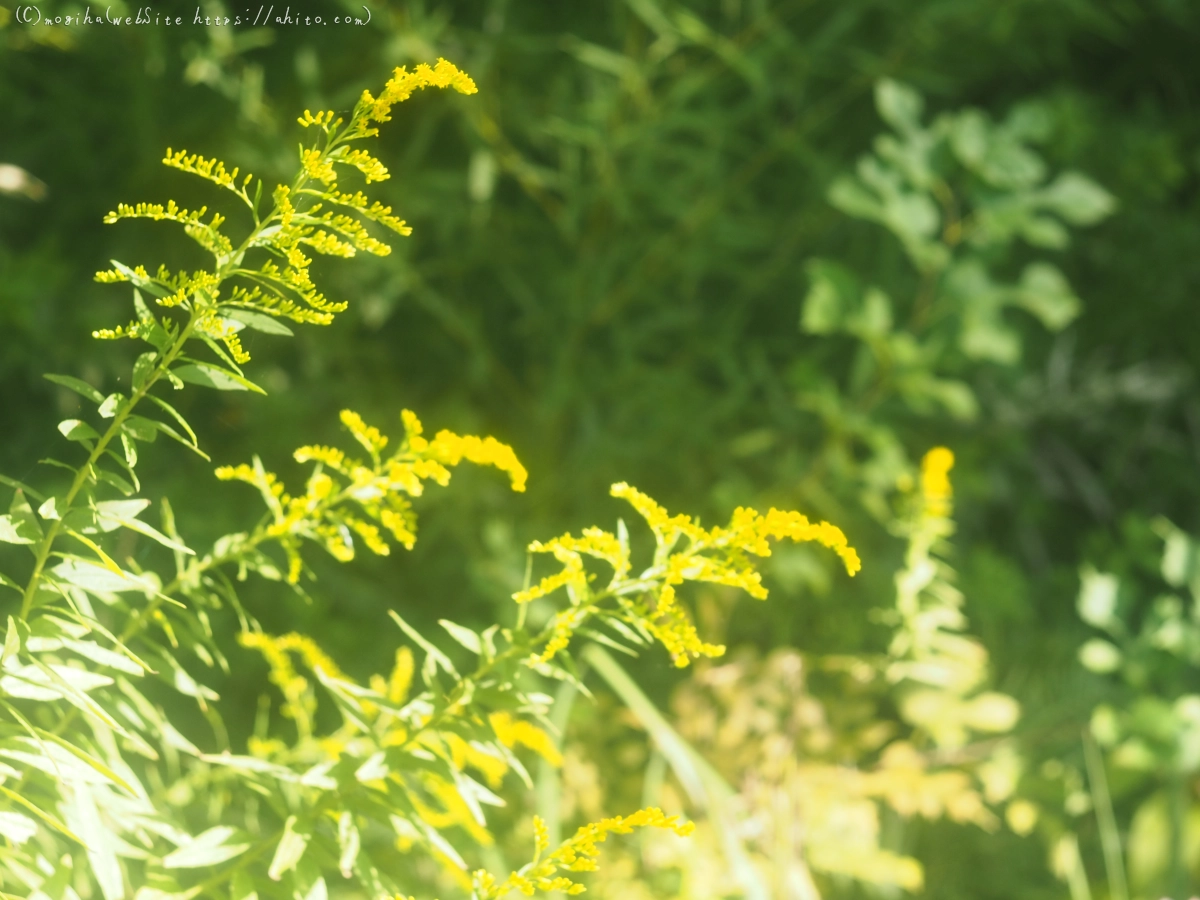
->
0, 60, 861, 899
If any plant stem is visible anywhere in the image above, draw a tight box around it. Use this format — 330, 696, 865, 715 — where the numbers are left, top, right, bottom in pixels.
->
1082, 728, 1128, 900
19, 316, 199, 620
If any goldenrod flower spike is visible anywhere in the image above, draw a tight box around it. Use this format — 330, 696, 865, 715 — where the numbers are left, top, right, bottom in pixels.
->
219, 408, 525, 579
472, 808, 694, 899
513, 483, 860, 668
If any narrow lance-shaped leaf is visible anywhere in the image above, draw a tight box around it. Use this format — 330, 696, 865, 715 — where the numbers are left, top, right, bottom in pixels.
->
44, 374, 105, 404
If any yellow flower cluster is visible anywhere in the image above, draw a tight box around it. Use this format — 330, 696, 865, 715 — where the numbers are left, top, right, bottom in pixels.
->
343, 148, 390, 183
514, 482, 859, 667
357, 58, 479, 132
297, 109, 342, 130
325, 189, 412, 236
300, 147, 337, 185
368, 645, 414, 706
472, 808, 694, 899
195, 309, 250, 364
103, 199, 207, 226
488, 711, 563, 767
240, 632, 348, 732
217, 409, 526, 578
162, 147, 253, 196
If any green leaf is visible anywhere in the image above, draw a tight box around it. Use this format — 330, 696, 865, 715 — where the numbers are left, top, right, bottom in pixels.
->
439, 619, 483, 655
1079, 638, 1122, 673
1019, 215, 1070, 250
119, 434, 139, 469
63, 782, 124, 900
134, 408, 211, 461
949, 109, 989, 168
875, 78, 924, 133
0, 783, 84, 845
93, 499, 151, 532
0, 514, 38, 545
173, 361, 266, 394
97, 393, 125, 419
95, 501, 193, 555
1, 618, 18, 667
122, 416, 159, 443
4, 490, 43, 545
801, 259, 858, 335
389, 609, 458, 678
0, 475, 46, 503
827, 176, 883, 221
1, 661, 114, 700
268, 816, 311, 881
145, 395, 201, 448
65, 639, 146, 676
224, 308, 294, 335
1040, 171, 1116, 225
1016, 262, 1080, 331
162, 826, 251, 868
576, 627, 638, 657
64, 529, 126, 577
44, 374, 105, 404
337, 812, 361, 879
0, 811, 37, 845
132, 351, 158, 390
38, 496, 61, 520
848, 287, 893, 338
1078, 567, 1119, 630
52, 557, 157, 594
59, 419, 101, 442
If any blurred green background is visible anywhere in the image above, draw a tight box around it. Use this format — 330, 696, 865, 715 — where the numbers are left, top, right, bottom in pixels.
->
2, 1, 1199, 897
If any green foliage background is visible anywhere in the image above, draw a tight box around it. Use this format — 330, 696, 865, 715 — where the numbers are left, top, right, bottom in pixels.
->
1, 0, 1199, 897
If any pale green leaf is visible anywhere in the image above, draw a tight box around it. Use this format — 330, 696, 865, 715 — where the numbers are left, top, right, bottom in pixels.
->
94, 499, 152, 532
98, 393, 125, 419
1079, 638, 1122, 673
224, 308, 294, 335
389, 609, 457, 678
65, 639, 146, 676
0, 811, 37, 845
268, 816, 310, 881
1078, 567, 1119, 630
439, 619, 483, 654
1040, 171, 1116, 225
337, 812, 360, 879
1, 618, 18, 667
875, 78, 924, 133
162, 826, 251, 869
62, 782, 124, 900
52, 558, 157, 594
0, 783, 83, 845
173, 362, 266, 394
0, 514, 38, 545
1016, 262, 1080, 331
59, 419, 101, 442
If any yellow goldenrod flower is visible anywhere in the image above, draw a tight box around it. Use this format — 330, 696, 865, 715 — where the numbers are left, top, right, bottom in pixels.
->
489, 711, 563, 767
920, 446, 955, 518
